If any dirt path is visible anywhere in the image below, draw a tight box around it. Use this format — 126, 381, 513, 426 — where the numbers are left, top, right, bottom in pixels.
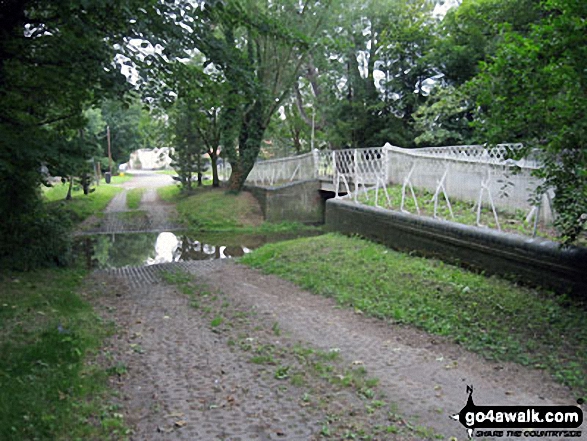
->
90, 261, 581, 441
79, 171, 183, 234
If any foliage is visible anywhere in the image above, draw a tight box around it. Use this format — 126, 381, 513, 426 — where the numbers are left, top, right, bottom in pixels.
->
242, 233, 587, 398
0, 268, 126, 439
168, 97, 207, 192
0, 201, 73, 271
413, 85, 475, 146
472, 0, 587, 243
168, 62, 226, 187
189, 0, 332, 190
0, 0, 180, 269
431, 0, 540, 86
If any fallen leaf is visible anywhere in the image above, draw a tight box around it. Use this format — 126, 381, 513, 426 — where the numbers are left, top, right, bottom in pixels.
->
165, 412, 184, 418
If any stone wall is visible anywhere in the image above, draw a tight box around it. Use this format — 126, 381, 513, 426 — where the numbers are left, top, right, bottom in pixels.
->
325, 198, 587, 295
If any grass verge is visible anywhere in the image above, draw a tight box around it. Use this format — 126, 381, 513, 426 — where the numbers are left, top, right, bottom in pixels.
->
157, 184, 320, 234
43, 182, 124, 224
0, 269, 127, 440
241, 233, 587, 400
125, 188, 145, 210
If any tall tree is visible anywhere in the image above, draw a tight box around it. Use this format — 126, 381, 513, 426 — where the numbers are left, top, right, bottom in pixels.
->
170, 62, 226, 187
413, 0, 541, 146
472, 0, 587, 243
190, 0, 331, 191
169, 98, 205, 192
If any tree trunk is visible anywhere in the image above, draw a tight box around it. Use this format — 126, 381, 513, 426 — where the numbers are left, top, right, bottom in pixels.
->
227, 101, 266, 192
210, 154, 219, 187
65, 176, 73, 200
197, 152, 203, 187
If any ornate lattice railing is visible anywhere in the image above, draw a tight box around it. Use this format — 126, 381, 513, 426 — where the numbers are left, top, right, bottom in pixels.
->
224, 143, 553, 232
374, 144, 553, 229
245, 152, 315, 187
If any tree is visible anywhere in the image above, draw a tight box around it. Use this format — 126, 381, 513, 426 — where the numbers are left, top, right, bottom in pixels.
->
0, 0, 182, 269
190, 0, 331, 191
472, 0, 587, 243
413, 84, 475, 146
171, 62, 226, 187
412, 0, 542, 147
169, 97, 206, 192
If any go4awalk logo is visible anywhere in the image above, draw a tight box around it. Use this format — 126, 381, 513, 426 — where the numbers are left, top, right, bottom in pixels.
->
450, 386, 584, 439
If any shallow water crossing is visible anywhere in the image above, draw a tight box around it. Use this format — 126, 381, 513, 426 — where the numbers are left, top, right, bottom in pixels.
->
75, 230, 320, 269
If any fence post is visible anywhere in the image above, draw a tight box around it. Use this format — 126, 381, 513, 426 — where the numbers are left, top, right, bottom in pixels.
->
384, 145, 389, 184
354, 149, 359, 200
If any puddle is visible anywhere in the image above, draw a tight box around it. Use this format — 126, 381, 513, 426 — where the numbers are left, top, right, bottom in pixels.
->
75, 230, 321, 270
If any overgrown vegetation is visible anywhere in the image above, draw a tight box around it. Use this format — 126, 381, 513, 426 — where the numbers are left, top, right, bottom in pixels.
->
242, 234, 587, 400
0, 269, 127, 439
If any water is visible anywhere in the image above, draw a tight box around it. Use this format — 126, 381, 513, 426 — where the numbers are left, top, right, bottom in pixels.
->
75, 230, 321, 270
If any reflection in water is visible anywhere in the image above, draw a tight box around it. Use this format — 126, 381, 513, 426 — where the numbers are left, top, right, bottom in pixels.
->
145, 232, 253, 265
76, 231, 263, 269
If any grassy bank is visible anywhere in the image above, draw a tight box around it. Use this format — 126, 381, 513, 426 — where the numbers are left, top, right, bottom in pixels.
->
241, 233, 587, 399
0, 269, 127, 440
158, 184, 320, 234
43, 177, 129, 224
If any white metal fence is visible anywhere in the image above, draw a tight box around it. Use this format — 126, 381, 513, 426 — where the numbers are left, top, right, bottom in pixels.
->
223, 143, 553, 229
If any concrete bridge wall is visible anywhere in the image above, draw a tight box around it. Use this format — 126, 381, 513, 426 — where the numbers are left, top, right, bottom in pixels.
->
246, 180, 324, 224
325, 198, 587, 295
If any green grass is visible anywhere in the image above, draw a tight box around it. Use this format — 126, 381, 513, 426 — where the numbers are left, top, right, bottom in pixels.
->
157, 184, 181, 202
43, 182, 124, 224
357, 184, 558, 240
241, 233, 587, 399
0, 269, 127, 439
157, 185, 321, 235
125, 188, 145, 210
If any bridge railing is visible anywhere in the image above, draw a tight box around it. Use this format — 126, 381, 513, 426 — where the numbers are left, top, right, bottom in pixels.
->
360, 143, 553, 229
226, 142, 553, 231
245, 152, 315, 187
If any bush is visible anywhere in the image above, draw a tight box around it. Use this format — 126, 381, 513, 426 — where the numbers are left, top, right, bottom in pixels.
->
0, 202, 73, 271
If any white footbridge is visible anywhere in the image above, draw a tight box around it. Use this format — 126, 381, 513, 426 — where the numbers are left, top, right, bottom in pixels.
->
226, 143, 553, 232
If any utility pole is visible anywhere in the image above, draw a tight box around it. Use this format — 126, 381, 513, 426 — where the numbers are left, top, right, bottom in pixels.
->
106, 125, 113, 183
107, 125, 113, 174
